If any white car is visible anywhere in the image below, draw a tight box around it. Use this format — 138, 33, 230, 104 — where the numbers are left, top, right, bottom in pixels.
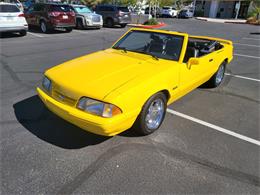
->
0, 3, 28, 36
161, 6, 178, 18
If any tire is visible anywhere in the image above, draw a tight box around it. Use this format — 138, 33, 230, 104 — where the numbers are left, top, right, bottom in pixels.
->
106, 18, 114, 28
206, 61, 226, 88
40, 21, 48, 33
19, 30, 27, 36
120, 24, 127, 28
133, 92, 167, 135
65, 27, 73, 33
76, 19, 84, 29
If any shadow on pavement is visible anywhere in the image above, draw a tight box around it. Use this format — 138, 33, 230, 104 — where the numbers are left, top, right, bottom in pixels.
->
13, 95, 109, 149
0, 32, 23, 38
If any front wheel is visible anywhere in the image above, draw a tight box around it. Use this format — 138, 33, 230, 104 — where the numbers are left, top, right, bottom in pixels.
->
206, 61, 226, 88
133, 92, 167, 135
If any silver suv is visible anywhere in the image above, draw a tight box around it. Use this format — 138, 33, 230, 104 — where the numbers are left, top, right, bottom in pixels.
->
95, 5, 130, 28
71, 5, 103, 29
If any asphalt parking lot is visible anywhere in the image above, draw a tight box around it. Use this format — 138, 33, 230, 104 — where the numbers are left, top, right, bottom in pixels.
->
1, 18, 260, 194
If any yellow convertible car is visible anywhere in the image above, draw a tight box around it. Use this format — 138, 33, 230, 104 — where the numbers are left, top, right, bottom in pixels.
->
37, 28, 233, 136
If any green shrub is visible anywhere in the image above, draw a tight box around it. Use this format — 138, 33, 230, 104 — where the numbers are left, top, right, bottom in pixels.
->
143, 18, 159, 25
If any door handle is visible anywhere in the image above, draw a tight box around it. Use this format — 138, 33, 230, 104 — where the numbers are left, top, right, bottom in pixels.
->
209, 59, 213, 62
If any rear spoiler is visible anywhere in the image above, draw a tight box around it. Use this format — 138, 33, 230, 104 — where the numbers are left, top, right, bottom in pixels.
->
189, 35, 233, 46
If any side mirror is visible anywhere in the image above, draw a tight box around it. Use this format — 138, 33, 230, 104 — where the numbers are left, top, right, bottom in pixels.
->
187, 57, 200, 69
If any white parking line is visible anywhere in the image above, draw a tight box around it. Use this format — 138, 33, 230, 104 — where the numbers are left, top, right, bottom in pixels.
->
73, 30, 89, 34
166, 109, 260, 146
243, 37, 260, 41
27, 32, 44, 38
234, 53, 260, 59
234, 43, 260, 47
225, 73, 260, 82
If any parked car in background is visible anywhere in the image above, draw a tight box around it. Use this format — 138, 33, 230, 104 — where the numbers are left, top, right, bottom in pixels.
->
0, 2, 28, 36
145, 7, 160, 17
178, 9, 194, 18
161, 6, 178, 18
70, 4, 102, 29
24, 3, 75, 33
95, 5, 130, 28
134, 7, 145, 15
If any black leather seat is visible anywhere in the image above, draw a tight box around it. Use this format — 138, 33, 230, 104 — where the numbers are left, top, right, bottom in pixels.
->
183, 47, 198, 63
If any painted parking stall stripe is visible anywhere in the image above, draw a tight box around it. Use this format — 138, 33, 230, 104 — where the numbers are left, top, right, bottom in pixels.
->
225, 73, 260, 82
234, 43, 260, 48
27, 32, 44, 38
242, 37, 260, 41
234, 53, 260, 59
166, 109, 260, 146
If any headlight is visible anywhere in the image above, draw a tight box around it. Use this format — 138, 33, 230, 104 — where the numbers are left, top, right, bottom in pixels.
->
77, 97, 122, 118
85, 15, 92, 20
42, 76, 52, 92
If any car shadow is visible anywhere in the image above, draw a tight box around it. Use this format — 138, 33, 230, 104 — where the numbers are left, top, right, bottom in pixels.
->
13, 95, 109, 149
0, 32, 23, 38
28, 27, 70, 34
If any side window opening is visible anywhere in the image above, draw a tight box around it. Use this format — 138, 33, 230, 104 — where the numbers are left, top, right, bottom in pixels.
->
184, 38, 223, 63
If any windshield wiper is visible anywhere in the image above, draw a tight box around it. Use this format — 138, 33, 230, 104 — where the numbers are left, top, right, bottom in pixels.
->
113, 46, 127, 53
129, 50, 159, 61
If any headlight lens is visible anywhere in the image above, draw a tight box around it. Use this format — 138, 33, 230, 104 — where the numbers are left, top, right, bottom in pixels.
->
42, 76, 52, 92
77, 97, 122, 118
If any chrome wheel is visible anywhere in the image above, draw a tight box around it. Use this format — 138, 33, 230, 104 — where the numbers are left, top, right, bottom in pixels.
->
216, 64, 225, 85
145, 99, 165, 130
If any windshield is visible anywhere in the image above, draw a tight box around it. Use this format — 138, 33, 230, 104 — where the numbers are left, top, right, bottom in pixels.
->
113, 30, 184, 61
118, 6, 129, 12
74, 6, 92, 13
50, 5, 72, 12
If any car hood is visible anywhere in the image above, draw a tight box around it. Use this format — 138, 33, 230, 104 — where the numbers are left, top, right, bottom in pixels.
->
45, 49, 161, 101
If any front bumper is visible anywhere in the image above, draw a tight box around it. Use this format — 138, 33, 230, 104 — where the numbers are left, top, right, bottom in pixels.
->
37, 87, 137, 136
0, 25, 28, 32
84, 20, 103, 28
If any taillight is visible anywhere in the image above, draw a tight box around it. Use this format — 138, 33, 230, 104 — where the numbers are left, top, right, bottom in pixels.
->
117, 11, 124, 17
18, 13, 24, 17
70, 11, 75, 17
48, 12, 60, 17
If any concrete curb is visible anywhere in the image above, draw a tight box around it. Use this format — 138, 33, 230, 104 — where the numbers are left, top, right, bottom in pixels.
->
195, 17, 246, 24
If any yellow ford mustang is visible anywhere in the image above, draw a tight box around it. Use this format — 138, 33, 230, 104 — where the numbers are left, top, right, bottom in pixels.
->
37, 28, 233, 136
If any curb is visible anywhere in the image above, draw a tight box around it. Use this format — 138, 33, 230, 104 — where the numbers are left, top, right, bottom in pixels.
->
127, 22, 167, 29
195, 17, 246, 24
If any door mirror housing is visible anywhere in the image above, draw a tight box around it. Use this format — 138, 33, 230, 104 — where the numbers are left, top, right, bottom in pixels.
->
187, 57, 200, 69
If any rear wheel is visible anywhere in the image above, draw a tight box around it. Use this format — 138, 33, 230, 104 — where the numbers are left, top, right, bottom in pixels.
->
106, 18, 114, 28
206, 61, 226, 88
40, 21, 48, 33
133, 92, 167, 135
19, 30, 27, 36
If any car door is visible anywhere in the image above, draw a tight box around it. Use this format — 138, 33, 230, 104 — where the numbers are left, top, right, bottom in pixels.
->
178, 42, 211, 96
